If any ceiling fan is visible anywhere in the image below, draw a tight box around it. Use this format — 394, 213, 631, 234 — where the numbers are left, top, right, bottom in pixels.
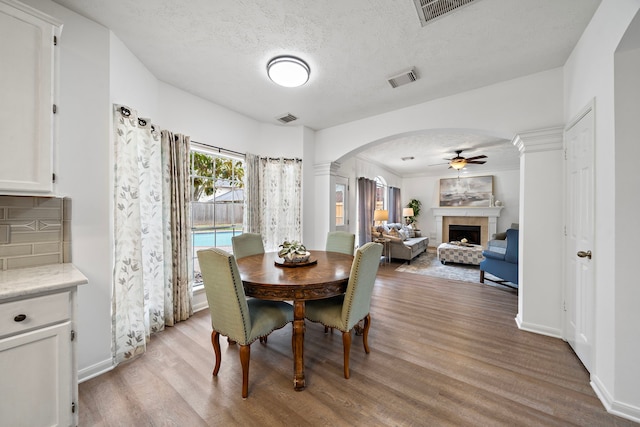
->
430, 149, 488, 170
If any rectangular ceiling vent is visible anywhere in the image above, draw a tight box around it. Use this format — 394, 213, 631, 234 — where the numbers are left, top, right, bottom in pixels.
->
413, 0, 481, 27
276, 113, 298, 124
388, 68, 418, 88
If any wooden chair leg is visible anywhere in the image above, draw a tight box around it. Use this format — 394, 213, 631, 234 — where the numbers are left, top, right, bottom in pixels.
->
480, 270, 485, 283
227, 337, 236, 345
342, 330, 352, 379
259, 336, 268, 344
362, 314, 371, 354
211, 331, 221, 376
239, 344, 250, 398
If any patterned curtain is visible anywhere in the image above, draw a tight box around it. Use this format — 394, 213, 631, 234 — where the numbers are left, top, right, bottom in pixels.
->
358, 177, 377, 247
243, 152, 261, 234
388, 186, 402, 223
161, 130, 192, 325
256, 157, 302, 251
112, 105, 191, 363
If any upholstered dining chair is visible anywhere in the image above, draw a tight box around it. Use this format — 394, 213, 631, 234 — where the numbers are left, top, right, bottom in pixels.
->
232, 232, 265, 259
197, 248, 293, 398
305, 241, 383, 379
325, 231, 356, 256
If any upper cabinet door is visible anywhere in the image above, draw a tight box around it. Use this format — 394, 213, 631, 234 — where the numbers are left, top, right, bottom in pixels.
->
0, 1, 61, 193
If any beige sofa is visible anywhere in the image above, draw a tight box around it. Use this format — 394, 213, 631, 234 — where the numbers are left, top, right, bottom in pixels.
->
374, 223, 429, 263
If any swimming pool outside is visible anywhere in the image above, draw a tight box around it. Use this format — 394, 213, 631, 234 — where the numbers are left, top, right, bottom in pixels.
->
192, 230, 242, 247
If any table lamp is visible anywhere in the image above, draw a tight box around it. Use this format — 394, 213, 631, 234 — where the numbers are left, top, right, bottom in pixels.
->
373, 209, 388, 237
403, 207, 414, 226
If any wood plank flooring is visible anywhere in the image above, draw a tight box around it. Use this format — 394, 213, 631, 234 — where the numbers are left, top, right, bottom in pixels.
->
79, 262, 637, 426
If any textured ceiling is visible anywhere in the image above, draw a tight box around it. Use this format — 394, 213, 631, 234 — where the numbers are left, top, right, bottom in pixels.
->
51, 0, 601, 176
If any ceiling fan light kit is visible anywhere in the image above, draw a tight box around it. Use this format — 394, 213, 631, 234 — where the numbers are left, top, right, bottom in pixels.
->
447, 149, 487, 170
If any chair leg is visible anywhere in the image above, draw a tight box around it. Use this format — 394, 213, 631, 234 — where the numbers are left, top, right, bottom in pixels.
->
480, 270, 485, 283
362, 314, 371, 354
211, 331, 221, 376
239, 344, 250, 398
259, 336, 268, 344
342, 330, 352, 379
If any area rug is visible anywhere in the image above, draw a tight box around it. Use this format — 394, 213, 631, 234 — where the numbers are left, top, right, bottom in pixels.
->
395, 250, 514, 290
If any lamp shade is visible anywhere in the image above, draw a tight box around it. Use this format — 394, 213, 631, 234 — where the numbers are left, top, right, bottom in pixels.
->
402, 208, 414, 217
373, 210, 388, 222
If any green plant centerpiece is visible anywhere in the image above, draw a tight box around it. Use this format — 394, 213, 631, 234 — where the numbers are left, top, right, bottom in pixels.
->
278, 240, 310, 263
406, 198, 422, 228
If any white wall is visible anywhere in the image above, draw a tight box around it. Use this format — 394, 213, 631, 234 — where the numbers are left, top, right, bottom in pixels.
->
403, 169, 519, 241
23, 0, 311, 380
315, 68, 564, 165
564, 0, 640, 421
22, 0, 114, 380
614, 41, 640, 414
332, 157, 403, 247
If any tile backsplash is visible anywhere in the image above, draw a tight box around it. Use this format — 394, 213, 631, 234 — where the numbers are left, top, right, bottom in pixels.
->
0, 195, 71, 270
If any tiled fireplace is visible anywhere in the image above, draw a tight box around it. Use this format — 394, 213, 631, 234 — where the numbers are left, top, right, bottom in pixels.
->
432, 207, 503, 247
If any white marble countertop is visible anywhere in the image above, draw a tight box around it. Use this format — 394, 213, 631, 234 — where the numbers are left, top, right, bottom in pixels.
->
0, 263, 88, 301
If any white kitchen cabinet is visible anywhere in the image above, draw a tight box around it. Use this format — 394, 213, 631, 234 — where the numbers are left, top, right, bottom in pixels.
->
0, 265, 87, 427
0, 0, 61, 193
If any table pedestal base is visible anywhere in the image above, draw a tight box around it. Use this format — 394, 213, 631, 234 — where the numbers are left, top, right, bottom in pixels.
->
293, 301, 306, 390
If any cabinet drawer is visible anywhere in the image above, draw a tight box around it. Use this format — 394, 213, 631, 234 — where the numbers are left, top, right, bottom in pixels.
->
0, 292, 70, 338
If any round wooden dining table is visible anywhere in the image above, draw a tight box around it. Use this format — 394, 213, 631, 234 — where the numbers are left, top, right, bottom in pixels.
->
235, 250, 354, 391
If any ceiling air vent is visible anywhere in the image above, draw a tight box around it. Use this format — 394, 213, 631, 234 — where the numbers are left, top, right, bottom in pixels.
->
388, 68, 418, 88
276, 113, 298, 124
413, 0, 481, 27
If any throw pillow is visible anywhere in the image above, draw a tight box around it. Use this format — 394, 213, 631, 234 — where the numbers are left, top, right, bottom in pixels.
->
402, 225, 415, 238
389, 228, 399, 238
397, 229, 409, 240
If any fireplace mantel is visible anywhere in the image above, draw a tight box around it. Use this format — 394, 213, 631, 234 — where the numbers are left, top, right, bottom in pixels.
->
432, 207, 503, 246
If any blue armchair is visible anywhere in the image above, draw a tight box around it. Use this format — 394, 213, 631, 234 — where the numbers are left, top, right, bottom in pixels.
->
480, 228, 519, 288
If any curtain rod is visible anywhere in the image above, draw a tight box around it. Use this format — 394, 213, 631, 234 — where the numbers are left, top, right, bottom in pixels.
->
190, 140, 245, 157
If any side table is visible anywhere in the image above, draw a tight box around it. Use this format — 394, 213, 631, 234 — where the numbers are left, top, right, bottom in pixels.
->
374, 237, 391, 264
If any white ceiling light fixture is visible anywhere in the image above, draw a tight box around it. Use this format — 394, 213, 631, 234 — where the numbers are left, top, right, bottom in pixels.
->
267, 56, 310, 87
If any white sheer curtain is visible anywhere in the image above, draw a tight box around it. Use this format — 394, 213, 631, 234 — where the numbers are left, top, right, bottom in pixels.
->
244, 154, 302, 251
112, 105, 191, 363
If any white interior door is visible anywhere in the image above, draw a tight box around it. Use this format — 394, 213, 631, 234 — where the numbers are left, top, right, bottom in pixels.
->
564, 104, 595, 371
335, 177, 348, 232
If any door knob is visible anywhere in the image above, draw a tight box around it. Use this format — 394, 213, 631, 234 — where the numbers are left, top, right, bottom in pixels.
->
577, 250, 592, 259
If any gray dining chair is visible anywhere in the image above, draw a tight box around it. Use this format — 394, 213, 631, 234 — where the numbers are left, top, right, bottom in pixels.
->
325, 231, 356, 256
305, 241, 383, 379
197, 248, 293, 398
231, 232, 265, 259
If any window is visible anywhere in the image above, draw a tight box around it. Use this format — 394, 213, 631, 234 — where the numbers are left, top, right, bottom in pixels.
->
190, 147, 245, 284
335, 183, 345, 226
374, 176, 387, 211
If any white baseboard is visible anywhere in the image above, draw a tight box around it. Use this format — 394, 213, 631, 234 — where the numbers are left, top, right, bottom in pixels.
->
78, 358, 114, 383
192, 286, 208, 312
514, 317, 563, 339
591, 375, 640, 424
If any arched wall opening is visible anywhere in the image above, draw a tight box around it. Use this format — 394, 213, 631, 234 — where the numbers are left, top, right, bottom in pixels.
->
328, 127, 521, 248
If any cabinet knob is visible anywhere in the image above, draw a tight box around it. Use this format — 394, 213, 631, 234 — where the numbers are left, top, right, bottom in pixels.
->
14, 314, 27, 322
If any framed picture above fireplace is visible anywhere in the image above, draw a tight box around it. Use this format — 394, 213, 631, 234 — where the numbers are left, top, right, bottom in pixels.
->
439, 175, 493, 207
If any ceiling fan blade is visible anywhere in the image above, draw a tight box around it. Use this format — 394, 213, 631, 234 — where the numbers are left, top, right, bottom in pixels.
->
465, 155, 487, 161
428, 162, 449, 167
466, 160, 487, 164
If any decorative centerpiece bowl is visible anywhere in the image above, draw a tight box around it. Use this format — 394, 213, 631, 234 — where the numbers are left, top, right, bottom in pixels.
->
278, 240, 310, 263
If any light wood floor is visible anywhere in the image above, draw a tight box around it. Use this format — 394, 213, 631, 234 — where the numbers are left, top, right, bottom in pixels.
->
79, 262, 636, 426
